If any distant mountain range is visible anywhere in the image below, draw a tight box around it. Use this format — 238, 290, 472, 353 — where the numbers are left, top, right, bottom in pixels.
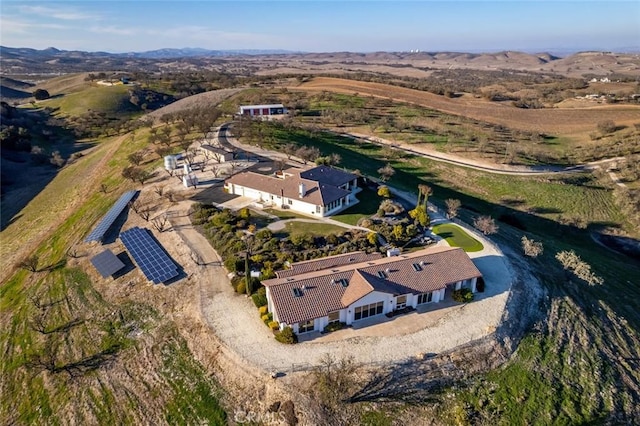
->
1, 45, 638, 78
0, 46, 297, 60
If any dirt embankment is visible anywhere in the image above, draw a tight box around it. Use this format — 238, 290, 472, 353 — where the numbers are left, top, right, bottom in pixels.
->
145, 88, 243, 120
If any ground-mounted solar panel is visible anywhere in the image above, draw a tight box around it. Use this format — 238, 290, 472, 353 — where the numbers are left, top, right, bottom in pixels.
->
119, 227, 178, 284
90, 249, 125, 278
85, 190, 138, 243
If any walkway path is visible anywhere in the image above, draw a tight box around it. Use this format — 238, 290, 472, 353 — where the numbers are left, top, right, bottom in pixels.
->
342, 131, 626, 176
266, 217, 371, 233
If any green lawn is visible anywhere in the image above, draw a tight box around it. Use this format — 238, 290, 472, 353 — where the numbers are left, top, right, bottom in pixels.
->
332, 187, 381, 225
283, 221, 347, 236
432, 223, 484, 252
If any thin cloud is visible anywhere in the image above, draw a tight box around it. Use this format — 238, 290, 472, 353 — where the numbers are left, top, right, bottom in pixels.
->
18, 5, 97, 21
89, 25, 137, 36
1, 17, 69, 34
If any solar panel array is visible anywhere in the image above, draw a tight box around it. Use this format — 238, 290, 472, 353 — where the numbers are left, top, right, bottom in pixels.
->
119, 227, 178, 284
85, 190, 138, 243
90, 249, 125, 278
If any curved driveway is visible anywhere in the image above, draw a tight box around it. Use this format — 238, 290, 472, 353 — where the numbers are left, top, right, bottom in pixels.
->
177, 129, 515, 372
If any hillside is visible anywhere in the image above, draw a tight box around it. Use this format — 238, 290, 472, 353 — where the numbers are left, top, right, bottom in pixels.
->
2, 46, 639, 79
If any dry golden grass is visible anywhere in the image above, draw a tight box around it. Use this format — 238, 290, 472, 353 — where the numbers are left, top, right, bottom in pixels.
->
35, 73, 91, 96
296, 77, 640, 141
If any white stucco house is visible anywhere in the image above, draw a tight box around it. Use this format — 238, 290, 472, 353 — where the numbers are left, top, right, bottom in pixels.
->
238, 104, 288, 118
262, 246, 482, 336
224, 165, 360, 217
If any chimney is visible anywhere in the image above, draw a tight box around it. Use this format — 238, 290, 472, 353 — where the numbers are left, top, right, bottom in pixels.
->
299, 182, 306, 198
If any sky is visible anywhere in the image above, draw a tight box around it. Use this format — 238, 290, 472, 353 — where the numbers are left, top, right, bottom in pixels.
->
1, 1, 638, 53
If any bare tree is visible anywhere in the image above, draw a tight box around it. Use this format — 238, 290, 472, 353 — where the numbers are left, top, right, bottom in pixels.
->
377, 163, 395, 182
130, 199, 142, 214
18, 255, 39, 272
155, 146, 172, 159
417, 184, 432, 208
50, 151, 65, 168
127, 151, 145, 166
474, 215, 498, 235
138, 205, 153, 221
152, 215, 169, 232
445, 198, 461, 219
296, 145, 321, 164
99, 183, 108, 194
555, 250, 603, 285
521, 236, 543, 258
284, 143, 297, 160
153, 186, 164, 197
210, 165, 221, 178
66, 245, 84, 259
597, 120, 617, 134
229, 162, 240, 174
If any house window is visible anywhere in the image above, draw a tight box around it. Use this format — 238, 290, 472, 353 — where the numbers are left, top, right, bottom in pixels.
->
316, 205, 321, 214
396, 295, 407, 309
354, 302, 384, 321
287, 199, 293, 205
328, 311, 340, 324
299, 319, 314, 333
417, 292, 433, 305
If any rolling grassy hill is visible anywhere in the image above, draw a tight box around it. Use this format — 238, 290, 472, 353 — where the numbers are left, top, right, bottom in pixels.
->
39, 84, 142, 118
0, 125, 228, 424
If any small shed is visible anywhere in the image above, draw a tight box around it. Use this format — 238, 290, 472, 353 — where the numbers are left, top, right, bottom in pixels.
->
201, 145, 233, 163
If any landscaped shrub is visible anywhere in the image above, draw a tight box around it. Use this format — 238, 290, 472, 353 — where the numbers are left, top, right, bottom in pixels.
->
268, 321, 280, 331
275, 327, 298, 344
452, 288, 474, 303
262, 313, 273, 325
258, 305, 268, 315
323, 322, 345, 333
252, 287, 268, 307
236, 280, 246, 294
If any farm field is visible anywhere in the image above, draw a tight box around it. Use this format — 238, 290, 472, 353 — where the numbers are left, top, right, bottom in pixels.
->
295, 77, 640, 141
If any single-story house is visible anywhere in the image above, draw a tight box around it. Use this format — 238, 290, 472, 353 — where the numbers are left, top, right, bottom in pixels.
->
239, 104, 288, 117
200, 145, 234, 163
224, 165, 360, 217
262, 245, 482, 336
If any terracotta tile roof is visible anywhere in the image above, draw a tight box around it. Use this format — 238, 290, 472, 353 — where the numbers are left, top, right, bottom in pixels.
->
340, 270, 374, 306
269, 271, 354, 325
276, 251, 383, 278
264, 246, 482, 325
226, 170, 351, 206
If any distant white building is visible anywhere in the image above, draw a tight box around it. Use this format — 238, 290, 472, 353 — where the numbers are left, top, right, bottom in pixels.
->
238, 104, 287, 118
